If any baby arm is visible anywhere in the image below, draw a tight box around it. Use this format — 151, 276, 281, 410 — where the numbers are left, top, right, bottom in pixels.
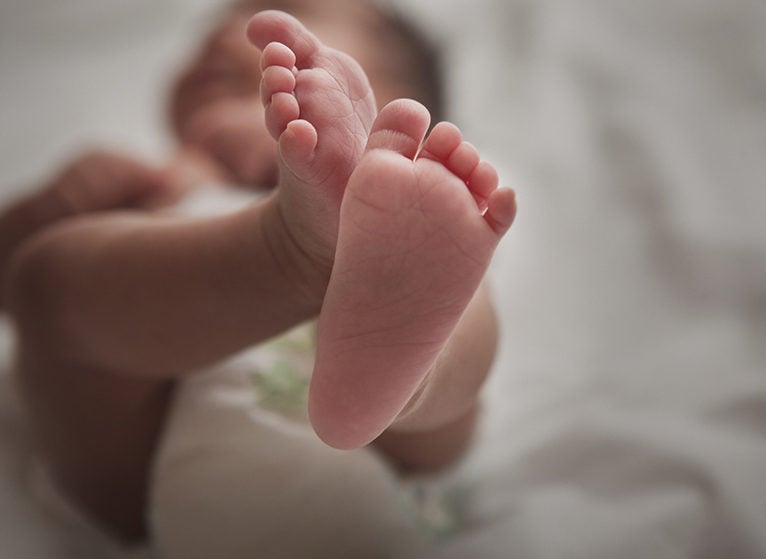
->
5, 192, 331, 378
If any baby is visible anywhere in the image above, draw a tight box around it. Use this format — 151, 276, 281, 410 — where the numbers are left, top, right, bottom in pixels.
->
0, 0, 516, 545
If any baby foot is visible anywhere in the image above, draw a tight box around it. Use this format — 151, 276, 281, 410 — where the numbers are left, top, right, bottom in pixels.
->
309, 100, 516, 449
248, 10, 377, 265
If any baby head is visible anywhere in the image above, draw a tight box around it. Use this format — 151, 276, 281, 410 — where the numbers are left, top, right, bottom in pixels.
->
169, 0, 442, 187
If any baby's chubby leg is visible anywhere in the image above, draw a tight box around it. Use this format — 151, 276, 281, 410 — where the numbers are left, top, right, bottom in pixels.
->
4, 10, 381, 540
0, 151, 182, 540
4, 170, 331, 543
7, 11, 379, 377
5, 193, 336, 543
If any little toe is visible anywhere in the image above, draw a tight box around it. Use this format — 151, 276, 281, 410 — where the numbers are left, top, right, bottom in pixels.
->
279, 119, 318, 168
248, 11, 322, 68
260, 65, 296, 106
447, 141, 481, 183
260, 41, 296, 72
365, 99, 431, 160
484, 188, 517, 236
419, 122, 462, 162
266, 92, 300, 139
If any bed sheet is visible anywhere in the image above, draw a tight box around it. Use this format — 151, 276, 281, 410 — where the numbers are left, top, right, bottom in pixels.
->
1, 0, 766, 557
413, 1, 766, 557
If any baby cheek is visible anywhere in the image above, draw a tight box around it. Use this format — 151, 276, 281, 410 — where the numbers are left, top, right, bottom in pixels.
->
225, 125, 279, 188
184, 100, 279, 188
218, 115, 279, 187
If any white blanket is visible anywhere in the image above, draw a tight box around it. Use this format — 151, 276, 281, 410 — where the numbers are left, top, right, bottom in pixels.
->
413, 1, 766, 557
1, 0, 765, 557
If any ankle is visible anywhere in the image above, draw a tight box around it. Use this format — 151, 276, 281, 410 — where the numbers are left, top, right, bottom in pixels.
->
256, 193, 332, 313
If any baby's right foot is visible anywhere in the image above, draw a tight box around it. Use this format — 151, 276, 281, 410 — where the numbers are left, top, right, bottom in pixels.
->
248, 10, 377, 266
309, 100, 516, 449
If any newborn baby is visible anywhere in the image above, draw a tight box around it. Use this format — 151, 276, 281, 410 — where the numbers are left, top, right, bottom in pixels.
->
0, 0, 516, 546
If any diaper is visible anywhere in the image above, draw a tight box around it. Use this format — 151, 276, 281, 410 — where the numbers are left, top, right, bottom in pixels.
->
150, 323, 435, 559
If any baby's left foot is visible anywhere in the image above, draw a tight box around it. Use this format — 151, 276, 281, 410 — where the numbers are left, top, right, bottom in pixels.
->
248, 10, 377, 266
309, 100, 516, 449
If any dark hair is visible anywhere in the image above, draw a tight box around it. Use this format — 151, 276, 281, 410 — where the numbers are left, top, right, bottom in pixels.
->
381, 8, 445, 124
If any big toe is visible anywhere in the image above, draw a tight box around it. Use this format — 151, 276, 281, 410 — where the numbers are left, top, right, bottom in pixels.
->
248, 10, 322, 67
365, 99, 431, 160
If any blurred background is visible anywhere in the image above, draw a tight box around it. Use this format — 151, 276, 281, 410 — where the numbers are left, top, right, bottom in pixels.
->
1, 0, 765, 558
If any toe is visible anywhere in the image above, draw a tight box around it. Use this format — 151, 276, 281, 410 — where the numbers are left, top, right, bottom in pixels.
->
468, 161, 499, 207
365, 99, 431, 160
265, 92, 300, 139
419, 122, 462, 162
260, 41, 296, 72
260, 65, 296, 106
279, 119, 318, 169
484, 188, 517, 236
248, 11, 322, 68
447, 141, 480, 182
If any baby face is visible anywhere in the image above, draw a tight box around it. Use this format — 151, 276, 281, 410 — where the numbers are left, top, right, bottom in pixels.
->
170, 1, 417, 188
171, 12, 276, 187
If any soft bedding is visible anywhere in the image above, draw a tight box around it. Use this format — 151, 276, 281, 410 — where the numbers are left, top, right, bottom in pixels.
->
1, 0, 765, 557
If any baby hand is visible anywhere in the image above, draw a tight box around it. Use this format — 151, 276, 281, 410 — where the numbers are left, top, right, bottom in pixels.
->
0, 149, 177, 309
46, 149, 182, 213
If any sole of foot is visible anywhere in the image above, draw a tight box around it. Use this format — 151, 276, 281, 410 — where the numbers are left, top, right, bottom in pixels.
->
309, 99, 516, 449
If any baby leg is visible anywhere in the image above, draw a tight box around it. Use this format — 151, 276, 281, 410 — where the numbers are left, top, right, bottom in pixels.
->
5, 9, 384, 538
8, 10, 381, 377
5, 196, 327, 541
5, 11, 382, 538
0, 153, 183, 540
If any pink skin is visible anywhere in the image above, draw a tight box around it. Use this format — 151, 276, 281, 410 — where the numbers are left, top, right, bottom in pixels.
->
1, 8, 513, 543
0, 5, 515, 540
248, 10, 377, 265
171, 5, 406, 190
251, 12, 516, 450
308, 100, 516, 449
